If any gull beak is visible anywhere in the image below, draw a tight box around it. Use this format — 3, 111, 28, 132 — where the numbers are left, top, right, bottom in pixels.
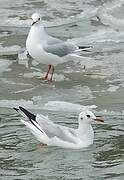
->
32, 21, 36, 26
94, 116, 104, 123
31, 18, 40, 26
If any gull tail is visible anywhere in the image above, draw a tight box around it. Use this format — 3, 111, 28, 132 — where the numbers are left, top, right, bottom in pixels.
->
14, 107, 49, 144
14, 106, 36, 120
78, 45, 93, 52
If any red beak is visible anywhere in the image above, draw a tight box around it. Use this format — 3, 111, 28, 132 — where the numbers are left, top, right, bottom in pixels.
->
94, 116, 104, 123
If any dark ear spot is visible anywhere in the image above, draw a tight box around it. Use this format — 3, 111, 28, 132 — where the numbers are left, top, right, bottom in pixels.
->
80, 117, 83, 120
86, 115, 90, 118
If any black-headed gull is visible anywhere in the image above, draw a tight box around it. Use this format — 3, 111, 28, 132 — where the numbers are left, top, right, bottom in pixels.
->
14, 106, 104, 149
26, 13, 92, 81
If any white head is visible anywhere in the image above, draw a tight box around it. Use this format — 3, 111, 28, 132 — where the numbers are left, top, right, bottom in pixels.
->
31, 13, 41, 25
78, 110, 104, 124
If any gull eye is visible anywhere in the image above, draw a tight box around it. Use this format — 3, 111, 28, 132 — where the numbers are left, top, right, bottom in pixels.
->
86, 115, 90, 118
38, 18, 40, 21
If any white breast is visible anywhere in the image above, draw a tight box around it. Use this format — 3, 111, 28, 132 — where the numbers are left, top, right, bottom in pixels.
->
26, 25, 61, 65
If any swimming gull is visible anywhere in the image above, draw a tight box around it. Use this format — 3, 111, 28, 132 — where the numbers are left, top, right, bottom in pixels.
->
14, 106, 104, 149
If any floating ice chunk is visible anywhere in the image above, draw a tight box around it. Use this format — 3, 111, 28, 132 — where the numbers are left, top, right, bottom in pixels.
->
18, 48, 29, 68
13, 87, 35, 94
23, 71, 66, 82
1, 78, 32, 86
0, 98, 98, 115
0, 44, 21, 55
71, 29, 124, 46
44, 101, 97, 113
107, 85, 120, 92
66, 54, 101, 69
0, 3, 97, 28
32, 60, 40, 66
0, 99, 33, 109
23, 72, 42, 78
0, 59, 12, 74
0, 16, 32, 28
32, 96, 43, 102
97, 0, 124, 28
18, 48, 28, 60
79, 57, 102, 69
0, 99, 40, 109
53, 73, 67, 82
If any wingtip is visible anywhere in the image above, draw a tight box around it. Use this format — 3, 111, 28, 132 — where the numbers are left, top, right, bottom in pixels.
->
13, 107, 19, 112
78, 45, 93, 49
19, 106, 28, 113
19, 106, 24, 110
18, 106, 36, 121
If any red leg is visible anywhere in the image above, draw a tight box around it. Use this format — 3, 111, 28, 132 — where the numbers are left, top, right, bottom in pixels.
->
37, 144, 48, 149
49, 65, 55, 82
42, 64, 52, 80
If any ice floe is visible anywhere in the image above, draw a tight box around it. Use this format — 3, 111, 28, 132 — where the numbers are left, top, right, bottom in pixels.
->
0, 59, 12, 74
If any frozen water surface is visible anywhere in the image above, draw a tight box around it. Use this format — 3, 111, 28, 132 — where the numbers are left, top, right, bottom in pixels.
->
0, 0, 124, 179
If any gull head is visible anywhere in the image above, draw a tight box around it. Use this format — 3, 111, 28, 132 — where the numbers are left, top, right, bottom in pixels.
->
31, 13, 41, 25
79, 110, 104, 124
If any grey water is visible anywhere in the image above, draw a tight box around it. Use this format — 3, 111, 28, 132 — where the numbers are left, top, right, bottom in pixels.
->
0, 0, 124, 179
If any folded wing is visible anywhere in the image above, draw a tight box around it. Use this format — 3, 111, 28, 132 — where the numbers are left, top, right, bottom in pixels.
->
36, 113, 78, 143
43, 42, 78, 57
15, 107, 79, 145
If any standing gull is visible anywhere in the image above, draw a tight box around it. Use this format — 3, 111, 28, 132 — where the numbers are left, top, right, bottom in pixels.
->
26, 13, 91, 81
14, 106, 104, 149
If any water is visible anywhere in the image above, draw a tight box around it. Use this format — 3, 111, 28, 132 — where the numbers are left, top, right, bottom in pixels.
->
0, 0, 124, 179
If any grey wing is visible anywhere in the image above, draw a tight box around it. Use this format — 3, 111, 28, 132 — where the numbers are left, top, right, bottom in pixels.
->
43, 42, 78, 57
46, 35, 63, 45
36, 114, 77, 143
